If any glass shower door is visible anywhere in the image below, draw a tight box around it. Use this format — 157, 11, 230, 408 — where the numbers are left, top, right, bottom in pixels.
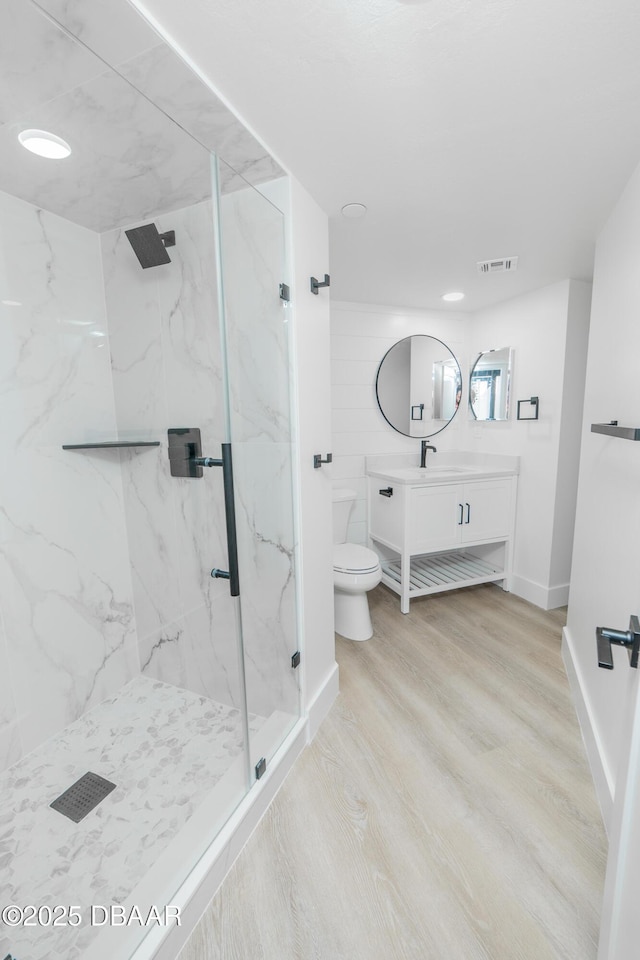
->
216, 160, 301, 778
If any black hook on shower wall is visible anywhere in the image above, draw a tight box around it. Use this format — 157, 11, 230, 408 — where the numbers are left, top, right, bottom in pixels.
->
310, 273, 330, 295
125, 223, 176, 269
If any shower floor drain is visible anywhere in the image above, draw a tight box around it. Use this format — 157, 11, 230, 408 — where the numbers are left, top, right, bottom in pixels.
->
50, 771, 117, 823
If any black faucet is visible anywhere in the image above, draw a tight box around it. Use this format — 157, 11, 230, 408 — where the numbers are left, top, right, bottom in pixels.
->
420, 441, 437, 468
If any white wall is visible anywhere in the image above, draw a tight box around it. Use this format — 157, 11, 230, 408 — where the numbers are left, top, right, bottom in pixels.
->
330, 285, 590, 611
289, 177, 337, 737
564, 159, 640, 824
466, 279, 591, 609
549, 281, 592, 589
330, 301, 467, 545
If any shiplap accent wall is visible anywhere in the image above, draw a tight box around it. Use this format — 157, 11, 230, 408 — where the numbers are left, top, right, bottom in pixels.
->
330, 301, 467, 545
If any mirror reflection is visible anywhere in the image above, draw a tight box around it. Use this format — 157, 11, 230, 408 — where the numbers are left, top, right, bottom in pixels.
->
375, 335, 462, 438
469, 346, 513, 421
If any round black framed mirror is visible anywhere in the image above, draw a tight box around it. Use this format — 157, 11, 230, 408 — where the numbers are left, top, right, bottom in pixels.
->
375, 335, 462, 438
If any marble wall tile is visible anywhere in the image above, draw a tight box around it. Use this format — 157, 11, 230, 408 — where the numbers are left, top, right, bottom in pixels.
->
103, 225, 181, 641
215, 177, 300, 727
0, 618, 21, 771
0, 0, 106, 126
27, 0, 284, 189
104, 199, 245, 711
100, 228, 166, 435
154, 202, 223, 444
1, 0, 282, 240
32, 0, 163, 72
233, 442, 299, 721
0, 191, 138, 763
0, 68, 211, 234
138, 598, 242, 708
219, 180, 292, 444
115, 447, 184, 641
118, 44, 284, 188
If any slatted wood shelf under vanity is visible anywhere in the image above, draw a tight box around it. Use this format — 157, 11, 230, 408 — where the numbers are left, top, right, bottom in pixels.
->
382, 550, 504, 598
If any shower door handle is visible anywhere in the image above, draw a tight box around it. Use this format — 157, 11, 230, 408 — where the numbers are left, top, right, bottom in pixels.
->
204, 443, 240, 597
219, 443, 240, 598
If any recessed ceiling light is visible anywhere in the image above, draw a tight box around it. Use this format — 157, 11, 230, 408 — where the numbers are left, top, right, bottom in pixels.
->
441, 291, 465, 302
18, 129, 72, 160
341, 203, 367, 219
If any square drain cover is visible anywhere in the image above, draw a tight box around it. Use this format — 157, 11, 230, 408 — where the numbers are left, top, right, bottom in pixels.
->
50, 771, 117, 823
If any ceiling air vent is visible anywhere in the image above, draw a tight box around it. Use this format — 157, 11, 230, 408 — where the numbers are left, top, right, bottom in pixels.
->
477, 256, 518, 274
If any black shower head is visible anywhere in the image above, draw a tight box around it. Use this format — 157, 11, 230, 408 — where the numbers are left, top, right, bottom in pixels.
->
125, 223, 176, 269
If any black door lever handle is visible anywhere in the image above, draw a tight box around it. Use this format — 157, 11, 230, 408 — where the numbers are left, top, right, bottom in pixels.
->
597, 615, 640, 669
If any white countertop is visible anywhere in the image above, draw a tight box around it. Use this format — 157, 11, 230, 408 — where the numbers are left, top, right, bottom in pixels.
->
366, 451, 519, 485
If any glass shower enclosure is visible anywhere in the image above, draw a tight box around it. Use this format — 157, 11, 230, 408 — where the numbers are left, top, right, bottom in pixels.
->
0, 2, 300, 958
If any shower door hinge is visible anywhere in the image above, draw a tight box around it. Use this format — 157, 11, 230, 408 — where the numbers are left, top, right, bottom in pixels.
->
291, 650, 301, 669
255, 757, 267, 780
279, 282, 290, 301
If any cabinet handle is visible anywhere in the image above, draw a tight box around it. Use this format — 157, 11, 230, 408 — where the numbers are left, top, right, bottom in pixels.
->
379, 487, 393, 498
458, 503, 464, 525
465, 502, 471, 524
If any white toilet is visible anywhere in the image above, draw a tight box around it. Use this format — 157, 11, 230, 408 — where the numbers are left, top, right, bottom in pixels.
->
332, 488, 382, 641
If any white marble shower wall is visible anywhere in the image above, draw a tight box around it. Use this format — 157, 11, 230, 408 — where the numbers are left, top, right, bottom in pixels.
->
0, 189, 138, 773
219, 182, 299, 721
102, 198, 244, 710
0, 183, 295, 778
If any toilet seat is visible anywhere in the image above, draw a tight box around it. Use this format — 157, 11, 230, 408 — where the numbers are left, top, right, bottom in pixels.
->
333, 543, 380, 575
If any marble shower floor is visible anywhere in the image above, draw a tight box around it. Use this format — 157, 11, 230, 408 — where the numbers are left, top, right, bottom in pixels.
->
0, 675, 263, 960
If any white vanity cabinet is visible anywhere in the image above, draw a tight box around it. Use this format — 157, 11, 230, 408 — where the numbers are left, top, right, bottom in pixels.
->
368, 466, 518, 613
410, 479, 512, 552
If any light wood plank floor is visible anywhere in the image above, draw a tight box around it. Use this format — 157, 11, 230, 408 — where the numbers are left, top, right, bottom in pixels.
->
180, 584, 607, 960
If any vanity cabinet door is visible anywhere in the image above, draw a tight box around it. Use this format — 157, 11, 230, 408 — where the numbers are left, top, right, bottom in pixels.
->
409, 484, 464, 552
460, 478, 512, 543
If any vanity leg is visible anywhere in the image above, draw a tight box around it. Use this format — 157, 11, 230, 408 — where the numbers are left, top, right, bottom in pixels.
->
401, 552, 410, 614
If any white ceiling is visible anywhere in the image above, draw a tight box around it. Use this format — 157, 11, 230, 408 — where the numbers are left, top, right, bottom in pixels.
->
135, 0, 640, 311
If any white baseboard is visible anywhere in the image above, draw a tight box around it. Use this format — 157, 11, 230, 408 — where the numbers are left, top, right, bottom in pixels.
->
510, 574, 569, 610
547, 581, 570, 609
306, 661, 340, 741
562, 626, 613, 830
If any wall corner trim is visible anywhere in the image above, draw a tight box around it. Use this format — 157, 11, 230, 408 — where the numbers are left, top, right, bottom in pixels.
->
510, 575, 569, 611
306, 662, 339, 742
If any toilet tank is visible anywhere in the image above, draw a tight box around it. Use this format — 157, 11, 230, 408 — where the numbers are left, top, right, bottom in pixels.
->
332, 488, 356, 543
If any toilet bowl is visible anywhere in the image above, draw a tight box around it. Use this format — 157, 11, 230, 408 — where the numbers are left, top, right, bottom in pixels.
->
332, 489, 382, 641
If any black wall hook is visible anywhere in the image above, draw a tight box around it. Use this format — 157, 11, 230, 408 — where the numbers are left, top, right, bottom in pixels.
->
310, 273, 330, 295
